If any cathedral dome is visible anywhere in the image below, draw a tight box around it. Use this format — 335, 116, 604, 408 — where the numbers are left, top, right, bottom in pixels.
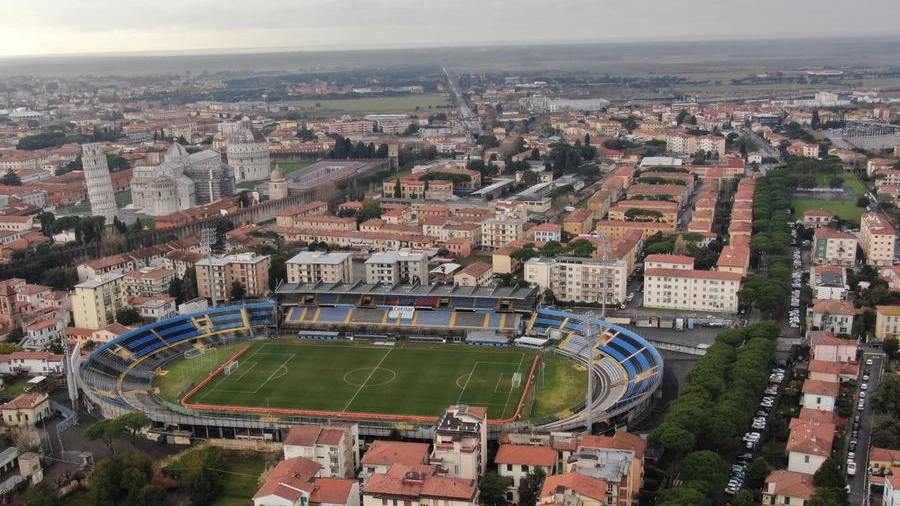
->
166, 142, 189, 161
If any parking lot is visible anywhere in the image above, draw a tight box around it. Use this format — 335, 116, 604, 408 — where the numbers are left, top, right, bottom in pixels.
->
727, 366, 787, 495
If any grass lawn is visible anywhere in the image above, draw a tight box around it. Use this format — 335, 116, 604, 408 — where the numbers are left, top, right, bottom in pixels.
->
212, 451, 275, 506
529, 352, 588, 419
274, 161, 314, 175
814, 172, 867, 195
115, 191, 132, 208
0, 377, 30, 402
791, 197, 865, 223
180, 339, 538, 420
236, 180, 262, 190
56, 201, 92, 215
278, 94, 451, 118
155, 343, 248, 401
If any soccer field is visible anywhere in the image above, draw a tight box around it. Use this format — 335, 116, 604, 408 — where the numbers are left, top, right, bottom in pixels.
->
182, 340, 537, 420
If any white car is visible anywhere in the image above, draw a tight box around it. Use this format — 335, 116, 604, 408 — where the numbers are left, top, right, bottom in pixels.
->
861, 383, 868, 390
867, 358, 874, 365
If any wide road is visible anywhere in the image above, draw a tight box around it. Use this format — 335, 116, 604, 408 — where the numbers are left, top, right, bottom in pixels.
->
848, 350, 884, 505
442, 66, 481, 143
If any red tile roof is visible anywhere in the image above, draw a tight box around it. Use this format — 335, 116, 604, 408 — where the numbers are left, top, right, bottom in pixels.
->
494, 444, 557, 467
644, 268, 742, 282
541, 472, 608, 502
764, 469, 814, 500
310, 477, 356, 505
361, 441, 430, 467
253, 457, 322, 502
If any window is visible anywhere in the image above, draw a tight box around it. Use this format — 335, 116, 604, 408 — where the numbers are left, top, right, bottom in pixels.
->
804, 455, 810, 463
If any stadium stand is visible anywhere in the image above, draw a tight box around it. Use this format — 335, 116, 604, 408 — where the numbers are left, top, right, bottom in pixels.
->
79, 302, 277, 418
528, 308, 663, 427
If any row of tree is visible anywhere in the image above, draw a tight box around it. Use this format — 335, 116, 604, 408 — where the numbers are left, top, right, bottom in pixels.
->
649, 321, 780, 506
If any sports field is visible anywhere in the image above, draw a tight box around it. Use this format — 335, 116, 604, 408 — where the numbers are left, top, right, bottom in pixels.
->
181, 340, 538, 420
278, 94, 451, 118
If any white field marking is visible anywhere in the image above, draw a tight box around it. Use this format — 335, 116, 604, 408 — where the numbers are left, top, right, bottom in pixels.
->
456, 361, 479, 403
501, 353, 527, 420
341, 348, 393, 412
493, 373, 511, 394
252, 356, 294, 394
228, 361, 258, 382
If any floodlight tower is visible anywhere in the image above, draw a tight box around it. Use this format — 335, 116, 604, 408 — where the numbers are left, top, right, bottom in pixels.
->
202, 226, 218, 308
584, 232, 610, 434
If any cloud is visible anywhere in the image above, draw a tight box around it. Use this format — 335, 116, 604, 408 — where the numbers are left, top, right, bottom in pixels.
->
0, 0, 897, 56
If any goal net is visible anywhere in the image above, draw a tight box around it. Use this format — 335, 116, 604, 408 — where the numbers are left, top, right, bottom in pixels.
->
511, 372, 522, 388
224, 360, 240, 375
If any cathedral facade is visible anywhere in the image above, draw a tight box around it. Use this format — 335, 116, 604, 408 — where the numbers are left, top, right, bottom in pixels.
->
131, 143, 235, 217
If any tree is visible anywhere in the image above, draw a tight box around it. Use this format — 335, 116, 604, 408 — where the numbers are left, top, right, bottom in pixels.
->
517, 468, 545, 506
871, 374, 900, 418
356, 197, 382, 224
269, 255, 287, 291
884, 336, 899, 360
168, 277, 184, 304
238, 191, 251, 208
116, 307, 142, 326
812, 457, 848, 506
230, 281, 246, 301
0, 169, 22, 186
89, 457, 124, 506
119, 411, 150, 446
22, 480, 61, 506
746, 456, 771, 489
479, 471, 513, 506
807, 487, 845, 506
181, 267, 199, 301
856, 196, 870, 208
85, 418, 126, 455
733, 490, 756, 506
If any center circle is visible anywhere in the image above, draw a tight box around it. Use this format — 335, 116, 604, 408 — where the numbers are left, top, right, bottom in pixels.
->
343, 367, 397, 387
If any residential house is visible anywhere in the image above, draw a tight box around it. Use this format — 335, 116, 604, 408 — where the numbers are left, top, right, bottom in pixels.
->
286, 252, 354, 285
453, 262, 493, 287
809, 330, 857, 363
495, 444, 557, 503
875, 305, 900, 340
282, 424, 360, 479
0, 393, 51, 427
362, 464, 478, 506
809, 299, 860, 336
360, 441, 430, 484
811, 265, 849, 301
812, 229, 857, 267
252, 456, 359, 506
539, 472, 609, 506
860, 212, 896, 267
786, 418, 835, 474
762, 469, 815, 506
801, 379, 839, 412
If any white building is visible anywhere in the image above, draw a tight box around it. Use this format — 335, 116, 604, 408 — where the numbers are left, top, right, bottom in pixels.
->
252, 456, 359, 506
643, 268, 741, 312
812, 229, 858, 267
885, 469, 900, 506
809, 299, 860, 336
81, 143, 117, 223
811, 265, 849, 301
431, 405, 487, 481
359, 441, 430, 484
801, 379, 839, 412
786, 419, 834, 475
859, 212, 896, 267
364, 249, 429, 285
495, 444, 557, 503
227, 117, 271, 182
286, 252, 354, 284
524, 256, 628, 305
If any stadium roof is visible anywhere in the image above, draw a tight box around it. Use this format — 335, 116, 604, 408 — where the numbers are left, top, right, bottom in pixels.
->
275, 281, 537, 300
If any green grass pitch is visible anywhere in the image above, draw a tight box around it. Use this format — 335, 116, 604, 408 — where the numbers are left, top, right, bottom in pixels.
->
186, 339, 537, 420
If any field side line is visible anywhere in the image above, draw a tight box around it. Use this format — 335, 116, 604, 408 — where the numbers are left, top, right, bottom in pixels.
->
342, 348, 393, 412
457, 361, 479, 404
253, 356, 293, 394
228, 361, 258, 382
501, 353, 526, 420
493, 373, 511, 394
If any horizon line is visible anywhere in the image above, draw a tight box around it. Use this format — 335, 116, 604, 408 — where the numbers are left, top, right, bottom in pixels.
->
1, 33, 898, 60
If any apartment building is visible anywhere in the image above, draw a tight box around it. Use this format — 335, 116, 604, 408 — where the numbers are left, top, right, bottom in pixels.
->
286, 251, 354, 284
359, 441, 430, 484
644, 254, 694, 270
860, 212, 896, 267
562, 209, 595, 236
593, 220, 675, 242
875, 305, 900, 340
71, 273, 128, 329
643, 268, 741, 312
480, 219, 525, 250
195, 253, 271, 302
607, 200, 679, 225
453, 262, 493, 287
283, 423, 360, 479
811, 265, 849, 300
539, 473, 610, 506
532, 223, 562, 243
122, 267, 176, 298
715, 244, 751, 276
364, 249, 429, 285
666, 132, 726, 156
362, 464, 478, 506
274, 201, 330, 227
430, 405, 487, 481
809, 299, 860, 336
524, 256, 628, 305
566, 433, 647, 506
812, 228, 858, 266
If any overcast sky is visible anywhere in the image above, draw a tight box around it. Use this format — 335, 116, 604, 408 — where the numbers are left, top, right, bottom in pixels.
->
0, 0, 897, 56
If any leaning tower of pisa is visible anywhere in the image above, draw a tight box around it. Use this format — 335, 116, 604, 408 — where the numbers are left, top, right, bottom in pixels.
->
81, 143, 117, 224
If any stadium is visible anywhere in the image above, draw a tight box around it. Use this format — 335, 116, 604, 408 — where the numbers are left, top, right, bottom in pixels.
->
77, 284, 663, 441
